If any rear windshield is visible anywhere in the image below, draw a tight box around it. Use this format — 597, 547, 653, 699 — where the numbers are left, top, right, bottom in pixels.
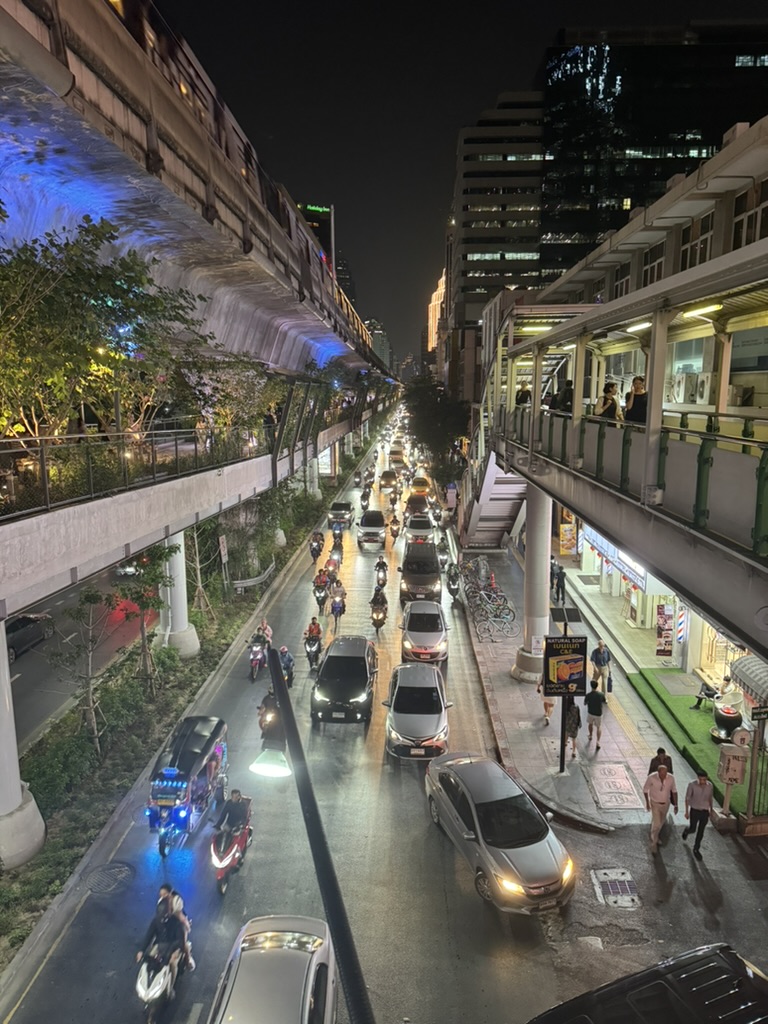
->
393, 685, 441, 714
476, 794, 548, 847
406, 613, 442, 632
404, 557, 439, 575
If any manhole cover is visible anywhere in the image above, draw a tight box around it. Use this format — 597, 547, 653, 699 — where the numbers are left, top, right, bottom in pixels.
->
591, 868, 641, 909
85, 861, 135, 894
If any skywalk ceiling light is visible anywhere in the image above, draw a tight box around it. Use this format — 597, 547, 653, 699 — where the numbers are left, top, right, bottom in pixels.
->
682, 303, 723, 318
519, 325, 553, 334
562, 344, 576, 351
627, 321, 652, 332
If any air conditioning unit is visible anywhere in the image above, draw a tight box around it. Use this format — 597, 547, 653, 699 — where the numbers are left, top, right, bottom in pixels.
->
673, 373, 698, 404
696, 372, 714, 405
727, 385, 745, 407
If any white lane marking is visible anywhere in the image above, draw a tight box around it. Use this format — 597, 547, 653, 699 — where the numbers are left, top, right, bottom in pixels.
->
187, 1004, 204, 1024
10, 674, 20, 684
55, 599, 65, 605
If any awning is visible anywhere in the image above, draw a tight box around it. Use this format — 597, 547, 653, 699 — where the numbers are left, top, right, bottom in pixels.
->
730, 655, 768, 704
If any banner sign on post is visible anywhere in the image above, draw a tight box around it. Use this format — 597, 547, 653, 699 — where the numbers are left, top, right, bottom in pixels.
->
656, 603, 673, 656
543, 636, 588, 697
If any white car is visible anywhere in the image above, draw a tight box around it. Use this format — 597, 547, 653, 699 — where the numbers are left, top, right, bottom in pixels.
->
401, 600, 448, 662
404, 513, 434, 544
383, 662, 452, 759
205, 915, 338, 1024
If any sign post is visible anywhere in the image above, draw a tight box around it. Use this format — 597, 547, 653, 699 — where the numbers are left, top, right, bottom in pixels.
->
543, 635, 588, 773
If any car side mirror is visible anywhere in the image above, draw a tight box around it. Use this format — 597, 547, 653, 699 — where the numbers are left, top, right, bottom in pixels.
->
461, 830, 477, 842
446, 701, 454, 709
397, 567, 403, 572
382, 700, 391, 707
398, 624, 404, 630
545, 811, 554, 822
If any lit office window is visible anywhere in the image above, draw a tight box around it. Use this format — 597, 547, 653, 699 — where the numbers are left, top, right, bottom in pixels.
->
735, 55, 755, 66
622, 198, 632, 210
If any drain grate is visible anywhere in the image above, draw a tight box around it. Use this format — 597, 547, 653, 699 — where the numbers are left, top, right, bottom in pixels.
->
591, 868, 641, 909
85, 861, 135, 895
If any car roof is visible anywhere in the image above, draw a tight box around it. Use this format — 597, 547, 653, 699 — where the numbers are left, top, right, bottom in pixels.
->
404, 601, 443, 616
361, 510, 385, 522
325, 635, 371, 656
409, 514, 432, 523
394, 662, 442, 687
434, 753, 522, 802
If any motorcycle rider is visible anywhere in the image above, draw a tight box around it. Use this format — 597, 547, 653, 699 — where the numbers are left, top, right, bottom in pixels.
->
279, 645, 295, 688
257, 685, 285, 750
313, 567, 330, 590
390, 513, 401, 538
374, 553, 388, 578
330, 578, 347, 614
370, 585, 388, 613
158, 883, 194, 972
136, 891, 187, 997
214, 789, 249, 832
311, 529, 324, 547
305, 616, 322, 640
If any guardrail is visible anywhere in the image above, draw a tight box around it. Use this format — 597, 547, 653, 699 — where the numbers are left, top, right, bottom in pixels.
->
233, 557, 277, 594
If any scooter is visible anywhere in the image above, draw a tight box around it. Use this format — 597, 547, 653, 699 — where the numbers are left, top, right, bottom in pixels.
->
390, 521, 401, 541
446, 567, 461, 602
437, 545, 450, 571
360, 494, 370, 513
371, 604, 387, 635
136, 947, 179, 1023
210, 804, 252, 895
313, 584, 328, 613
331, 596, 344, 632
389, 493, 398, 512
304, 634, 322, 669
331, 540, 344, 566
247, 640, 267, 681
375, 563, 388, 588
309, 539, 322, 563
354, 470, 362, 486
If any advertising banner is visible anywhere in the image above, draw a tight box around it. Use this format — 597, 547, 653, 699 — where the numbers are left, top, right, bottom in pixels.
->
559, 523, 577, 556
543, 636, 588, 697
656, 603, 674, 657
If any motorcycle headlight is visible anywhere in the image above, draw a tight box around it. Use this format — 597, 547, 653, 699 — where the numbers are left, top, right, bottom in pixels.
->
312, 690, 330, 703
561, 858, 574, 885
496, 875, 525, 896
403, 638, 414, 650
400, 580, 408, 591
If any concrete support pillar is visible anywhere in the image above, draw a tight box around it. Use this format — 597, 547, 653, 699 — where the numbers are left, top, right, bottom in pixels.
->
512, 484, 552, 683
0, 621, 45, 868
714, 330, 732, 414
307, 456, 322, 500
642, 309, 676, 504
529, 348, 545, 454
568, 334, 589, 467
158, 532, 200, 658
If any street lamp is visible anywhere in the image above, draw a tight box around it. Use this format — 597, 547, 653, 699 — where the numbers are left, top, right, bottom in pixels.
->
255, 648, 376, 1024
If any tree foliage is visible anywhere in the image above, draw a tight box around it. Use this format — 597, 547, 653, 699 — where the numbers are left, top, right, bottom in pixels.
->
403, 375, 469, 487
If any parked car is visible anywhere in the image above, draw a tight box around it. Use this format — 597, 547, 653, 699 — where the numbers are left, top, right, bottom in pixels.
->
401, 601, 449, 662
425, 752, 575, 914
327, 501, 355, 529
525, 943, 768, 1023
311, 635, 378, 725
383, 662, 452, 759
204, 915, 338, 1024
379, 469, 398, 493
404, 513, 434, 544
357, 510, 387, 549
6, 612, 55, 665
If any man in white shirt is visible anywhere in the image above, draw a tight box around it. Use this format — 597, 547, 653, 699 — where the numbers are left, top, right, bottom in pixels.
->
642, 765, 678, 854
682, 770, 714, 861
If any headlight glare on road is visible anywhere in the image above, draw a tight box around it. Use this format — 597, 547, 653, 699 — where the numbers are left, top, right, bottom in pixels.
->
562, 858, 574, 884
497, 875, 525, 895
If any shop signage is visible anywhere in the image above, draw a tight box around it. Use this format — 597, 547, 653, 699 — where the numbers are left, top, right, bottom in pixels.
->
543, 636, 588, 697
752, 705, 768, 722
559, 523, 577, 557
532, 635, 544, 657
583, 526, 647, 590
656, 604, 674, 657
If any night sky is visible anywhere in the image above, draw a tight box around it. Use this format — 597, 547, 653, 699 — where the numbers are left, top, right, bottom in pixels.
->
153, 1, 768, 360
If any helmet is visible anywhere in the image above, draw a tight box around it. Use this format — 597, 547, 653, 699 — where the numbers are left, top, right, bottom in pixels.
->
280, 645, 288, 654
375, 585, 382, 592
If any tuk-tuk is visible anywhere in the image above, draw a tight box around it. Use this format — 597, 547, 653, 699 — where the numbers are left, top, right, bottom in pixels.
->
147, 716, 228, 856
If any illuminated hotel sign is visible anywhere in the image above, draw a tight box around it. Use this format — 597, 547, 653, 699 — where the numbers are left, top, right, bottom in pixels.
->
583, 526, 647, 590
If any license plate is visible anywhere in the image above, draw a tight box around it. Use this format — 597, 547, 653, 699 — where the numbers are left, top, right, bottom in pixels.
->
419, 653, 431, 660
332, 712, 346, 719
416, 594, 425, 599
537, 898, 557, 909
410, 748, 425, 756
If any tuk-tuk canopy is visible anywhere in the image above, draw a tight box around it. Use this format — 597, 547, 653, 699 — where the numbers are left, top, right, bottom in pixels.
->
151, 716, 226, 783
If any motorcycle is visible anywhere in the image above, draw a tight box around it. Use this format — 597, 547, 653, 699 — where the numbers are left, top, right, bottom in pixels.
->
375, 563, 388, 587
446, 566, 461, 602
354, 470, 362, 486
331, 595, 344, 632
331, 540, 344, 566
210, 799, 252, 895
309, 539, 322, 563
437, 544, 450, 571
371, 604, 387, 635
360, 493, 370, 513
331, 521, 344, 542
247, 640, 267, 681
390, 521, 400, 541
431, 506, 443, 528
389, 493, 398, 512
313, 584, 328, 612
324, 553, 340, 577
136, 948, 179, 1023
304, 634, 322, 669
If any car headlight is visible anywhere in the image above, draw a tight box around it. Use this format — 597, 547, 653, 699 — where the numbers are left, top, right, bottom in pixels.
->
496, 875, 525, 896
430, 581, 442, 591
431, 726, 448, 742
400, 580, 408, 591
388, 727, 404, 743
435, 640, 447, 651
378, 530, 386, 539
312, 690, 330, 703
350, 691, 369, 703
562, 858, 574, 884
403, 638, 414, 650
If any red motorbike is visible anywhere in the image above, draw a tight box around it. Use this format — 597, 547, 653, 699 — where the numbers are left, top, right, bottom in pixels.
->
210, 798, 252, 895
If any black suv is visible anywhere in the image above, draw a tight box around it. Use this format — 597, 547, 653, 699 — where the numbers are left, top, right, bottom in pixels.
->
357, 510, 387, 549
327, 501, 355, 529
6, 613, 55, 665
311, 636, 378, 724
526, 943, 768, 1023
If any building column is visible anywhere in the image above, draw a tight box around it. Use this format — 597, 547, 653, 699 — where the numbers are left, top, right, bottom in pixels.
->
528, 347, 545, 454
568, 333, 589, 467
0, 621, 45, 868
714, 329, 733, 414
512, 484, 552, 683
157, 532, 200, 658
642, 309, 676, 505
307, 456, 322, 500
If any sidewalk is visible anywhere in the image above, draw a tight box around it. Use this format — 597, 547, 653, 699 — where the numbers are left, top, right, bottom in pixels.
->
455, 544, 701, 833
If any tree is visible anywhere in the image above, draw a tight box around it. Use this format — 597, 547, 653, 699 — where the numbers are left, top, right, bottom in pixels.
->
0, 216, 213, 440
403, 375, 469, 487
114, 543, 179, 695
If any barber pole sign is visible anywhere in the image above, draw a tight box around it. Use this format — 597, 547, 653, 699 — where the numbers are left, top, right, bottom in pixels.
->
677, 606, 688, 645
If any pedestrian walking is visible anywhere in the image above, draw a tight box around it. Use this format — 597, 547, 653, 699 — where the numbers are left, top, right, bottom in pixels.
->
642, 765, 678, 854
584, 679, 607, 749
590, 639, 612, 693
564, 695, 581, 758
554, 566, 566, 605
648, 747, 673, 775
536, 677, 556, 725
550, 558, 558, 592
682, 770, 714, 861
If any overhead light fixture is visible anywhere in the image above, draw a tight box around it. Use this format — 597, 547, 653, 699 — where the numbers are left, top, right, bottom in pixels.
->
682, 303, 723, 318
562, 344, 576, 351
249, 749, 292, 778
626, 321, 652, 333
518, 325, 553, 334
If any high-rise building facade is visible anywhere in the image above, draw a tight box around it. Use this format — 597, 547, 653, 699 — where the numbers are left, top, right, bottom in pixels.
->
425, 271, 445, 378
446, 92, 544, 403
541, 23, 768, 282
364, 318, 392, 370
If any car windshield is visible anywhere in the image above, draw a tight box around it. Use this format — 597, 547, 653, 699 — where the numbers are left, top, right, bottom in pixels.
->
319, 656, 367, 690
407, 613, 442, 632
404, 559, 437, 575
393, 685, 441, 714
475, 794, 548, 848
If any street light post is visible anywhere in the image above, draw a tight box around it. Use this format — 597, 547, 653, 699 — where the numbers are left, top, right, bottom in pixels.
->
265, 648, 376, 1024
